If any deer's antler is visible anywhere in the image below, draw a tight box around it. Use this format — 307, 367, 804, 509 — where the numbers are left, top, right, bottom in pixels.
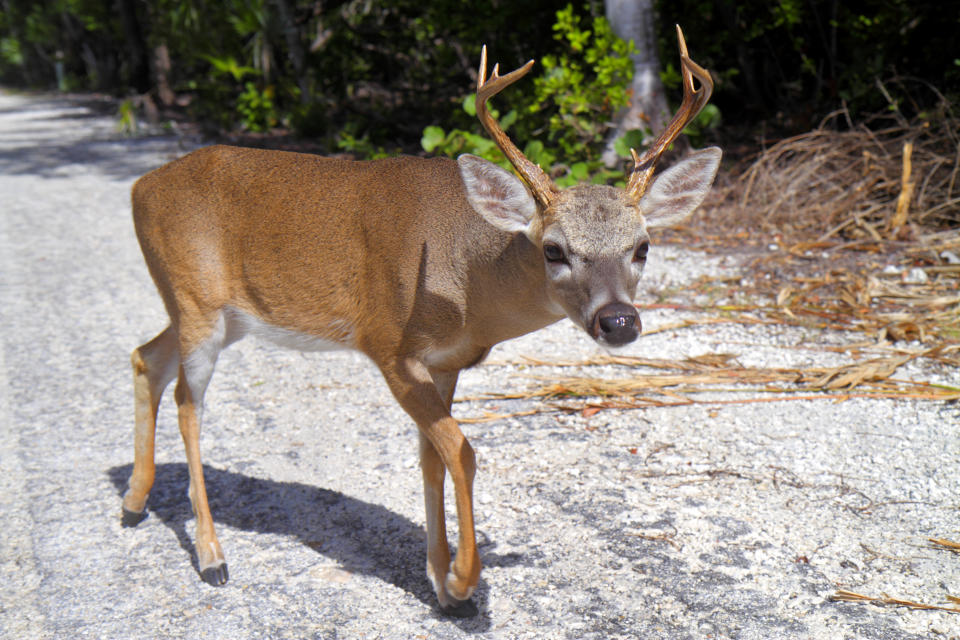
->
475, 46, 558, 209
626, 25, 714, 201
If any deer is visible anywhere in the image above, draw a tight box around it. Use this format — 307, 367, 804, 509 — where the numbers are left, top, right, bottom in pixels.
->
121, 26, 720, 617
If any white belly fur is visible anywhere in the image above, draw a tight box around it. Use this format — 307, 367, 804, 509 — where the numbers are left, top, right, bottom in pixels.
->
223, 307, 354, 352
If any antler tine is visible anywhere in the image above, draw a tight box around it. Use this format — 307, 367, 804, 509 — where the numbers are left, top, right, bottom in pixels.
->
475, 45, 558, 208
626, 25, 714, 201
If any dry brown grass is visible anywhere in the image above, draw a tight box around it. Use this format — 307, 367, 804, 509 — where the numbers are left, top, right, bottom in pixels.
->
459, 346, 959, 423
656, 100, 960, 347
715, 103, 960, 241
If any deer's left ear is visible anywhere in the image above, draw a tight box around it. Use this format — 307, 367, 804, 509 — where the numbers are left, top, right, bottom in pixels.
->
459, 154, 539, 239
641, 147, 721, 229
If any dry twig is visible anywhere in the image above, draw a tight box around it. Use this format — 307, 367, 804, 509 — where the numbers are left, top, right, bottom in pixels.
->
830, 589, 960, 613
929, 538, 960, 554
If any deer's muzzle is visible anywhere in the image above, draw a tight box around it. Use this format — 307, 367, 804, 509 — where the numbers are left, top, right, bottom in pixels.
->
591, 302, 640, 346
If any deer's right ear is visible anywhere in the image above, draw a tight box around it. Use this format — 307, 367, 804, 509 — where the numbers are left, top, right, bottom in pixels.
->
458, 154, 538, 238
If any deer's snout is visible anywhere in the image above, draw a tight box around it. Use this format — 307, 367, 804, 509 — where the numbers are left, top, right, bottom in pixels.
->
591, 302, 640, 346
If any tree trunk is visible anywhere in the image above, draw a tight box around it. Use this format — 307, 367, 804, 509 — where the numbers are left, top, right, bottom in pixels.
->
151, 43, 175, 107
115, 0, 151, 93
601, 0, 671, 168
274, 0, 309, 103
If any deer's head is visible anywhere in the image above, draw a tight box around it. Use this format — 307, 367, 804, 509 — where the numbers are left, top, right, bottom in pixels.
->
459, 26, 721, 347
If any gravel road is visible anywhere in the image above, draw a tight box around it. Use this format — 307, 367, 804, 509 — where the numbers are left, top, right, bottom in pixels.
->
1, 89, 958, 639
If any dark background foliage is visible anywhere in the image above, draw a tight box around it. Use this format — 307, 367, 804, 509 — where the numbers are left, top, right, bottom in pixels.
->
1, 0, 957, 153
659, 1, 960, 129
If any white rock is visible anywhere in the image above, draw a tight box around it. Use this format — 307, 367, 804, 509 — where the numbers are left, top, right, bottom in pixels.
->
902, 267, 928, 284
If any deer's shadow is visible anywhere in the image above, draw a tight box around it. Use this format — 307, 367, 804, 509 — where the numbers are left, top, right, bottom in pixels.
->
108, 463, 527, 628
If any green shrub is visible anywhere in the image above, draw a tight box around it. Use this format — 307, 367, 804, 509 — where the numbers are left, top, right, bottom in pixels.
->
421, 3, 637, 187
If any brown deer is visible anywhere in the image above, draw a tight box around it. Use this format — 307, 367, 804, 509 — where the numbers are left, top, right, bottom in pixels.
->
122, 26, 720, 617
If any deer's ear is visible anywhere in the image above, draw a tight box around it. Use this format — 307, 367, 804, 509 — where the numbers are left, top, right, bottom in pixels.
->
641, 147, 721, 229
459, 154, 538, 238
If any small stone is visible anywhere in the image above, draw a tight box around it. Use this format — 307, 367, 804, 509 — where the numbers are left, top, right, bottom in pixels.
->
941, 250, 960, 265
902, 267, 928, 284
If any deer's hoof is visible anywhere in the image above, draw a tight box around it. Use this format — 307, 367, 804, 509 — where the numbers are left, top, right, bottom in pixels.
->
121, 507, 147, 528
441, 597, 478, 618
200, 563, 229, 586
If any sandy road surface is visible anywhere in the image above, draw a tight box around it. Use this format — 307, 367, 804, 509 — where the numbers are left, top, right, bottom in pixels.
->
1, 89, 958, 639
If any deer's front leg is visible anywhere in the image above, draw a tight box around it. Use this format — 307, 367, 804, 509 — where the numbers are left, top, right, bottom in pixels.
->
419, 432, 456, 608
382, 359, 480, 616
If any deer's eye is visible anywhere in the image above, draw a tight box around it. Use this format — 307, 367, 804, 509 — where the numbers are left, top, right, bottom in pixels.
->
543, 243, 566, 264
633, 241, 649, 263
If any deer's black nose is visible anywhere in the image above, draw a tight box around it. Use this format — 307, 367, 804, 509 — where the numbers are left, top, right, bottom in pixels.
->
592, 302, 640, 346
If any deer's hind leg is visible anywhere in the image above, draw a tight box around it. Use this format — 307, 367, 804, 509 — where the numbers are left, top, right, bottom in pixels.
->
123, 326, 179, 526
174, 312, 229, 586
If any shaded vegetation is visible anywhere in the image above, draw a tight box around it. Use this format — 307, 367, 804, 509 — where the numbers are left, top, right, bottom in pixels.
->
2, 1, 956, 147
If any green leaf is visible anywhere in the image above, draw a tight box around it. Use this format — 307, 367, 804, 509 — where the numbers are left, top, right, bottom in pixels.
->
202, 55, 258, 81
555, 174, 577, 188
614, 129, 647, 158
569, 161, 590, 181
461, 94, 477, 117
523, 140, 556, 169
462, 132, 496, 155
421, 126, 446, 152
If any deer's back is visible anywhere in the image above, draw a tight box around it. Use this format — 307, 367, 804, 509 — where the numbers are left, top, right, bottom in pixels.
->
131, 145, 515, 357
